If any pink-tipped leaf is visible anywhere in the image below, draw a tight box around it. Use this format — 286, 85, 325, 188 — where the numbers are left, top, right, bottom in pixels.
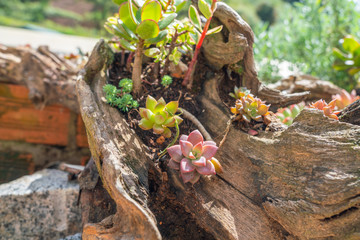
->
180, 158, 196, 173
202, 144, 218, 160
187, 130, 203, 146
167, 145, 183, 162
179, 140, 193, 157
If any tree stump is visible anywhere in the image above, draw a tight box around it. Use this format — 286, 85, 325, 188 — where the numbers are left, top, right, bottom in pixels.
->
76, 4, 360, 240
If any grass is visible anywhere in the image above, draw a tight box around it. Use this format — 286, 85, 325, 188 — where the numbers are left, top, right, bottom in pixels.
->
0, 15, 101, 38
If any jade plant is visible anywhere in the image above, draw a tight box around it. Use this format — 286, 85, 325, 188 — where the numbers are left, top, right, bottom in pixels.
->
153, 18, 196, 77
182, 0, 223, 87
230, 89, 270, 123
167, 130, 222, 184
138, 95, 183, 138
276, 102, 305, 126
103, 79, 139, 112
309, 99, 340, 120
332, 89, 359, 110
105, 0, 186, 95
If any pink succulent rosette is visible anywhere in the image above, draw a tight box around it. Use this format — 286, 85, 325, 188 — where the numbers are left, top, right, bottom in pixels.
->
167, 130, 218, 184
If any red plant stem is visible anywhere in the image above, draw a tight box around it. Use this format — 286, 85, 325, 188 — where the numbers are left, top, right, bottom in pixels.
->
182, 0, 217, 87
126, 51, 135, 72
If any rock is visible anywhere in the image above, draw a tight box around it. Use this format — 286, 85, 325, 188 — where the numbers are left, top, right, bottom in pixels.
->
59, 233, 82, 240
0, 169, 81, 240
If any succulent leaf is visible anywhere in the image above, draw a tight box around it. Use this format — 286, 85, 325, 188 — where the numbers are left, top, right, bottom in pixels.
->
180, 158, 196, 173
139, 96, 182, 138
167, 145, 183, 162
189, 5, 202, 32
136, 19, 160, 39
198, 0, 212, 19
187, 129, 203, 146
165, 101, 178, 115
180, 140, 193, 157
119, 2, 138, 32
168, 159, 180, 170
139, 118, 153, 130
146, 95, 157, 111
309, 99, 340, 120
196, 160, 216, 175
158, 13, 177, 30
206, 25, 223, 35
141, 0, 162, 22
153, 124, 165, 134
167, 130, 222, 184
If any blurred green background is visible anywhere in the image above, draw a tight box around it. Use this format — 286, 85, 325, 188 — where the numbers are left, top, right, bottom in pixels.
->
1, 0, 359, 90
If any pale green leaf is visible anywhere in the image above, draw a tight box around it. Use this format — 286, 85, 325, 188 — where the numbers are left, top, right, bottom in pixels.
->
198, 0, 212, 19
136, 19, 160, 39
206, 25, 223, 35
158, 13, 177, 30
141, 0, 162, 22
119, 2, 138, 32
189, 5, 202, 32
144, 48, 160, 57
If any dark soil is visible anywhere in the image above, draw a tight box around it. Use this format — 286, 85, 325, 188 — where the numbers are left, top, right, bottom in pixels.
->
108, 52, 217, 240
108, 52, 202, 160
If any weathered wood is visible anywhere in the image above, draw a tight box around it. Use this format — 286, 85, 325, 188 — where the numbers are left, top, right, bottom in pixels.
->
201, 2, 309, 107
77, 40, 161, 240
0, 44, 79, 112
268, 74, 343, 102
76, 5, 360, 240
339, 99, 360, 126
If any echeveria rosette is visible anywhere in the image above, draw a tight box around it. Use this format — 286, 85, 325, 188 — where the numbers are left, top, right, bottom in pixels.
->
309, 99, 340, 120
138, 95, 183, 138
231, 93, 270, 123
167, 130, 220, 184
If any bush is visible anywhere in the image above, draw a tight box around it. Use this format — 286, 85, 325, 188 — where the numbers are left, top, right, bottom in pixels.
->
254, 0, 360, 90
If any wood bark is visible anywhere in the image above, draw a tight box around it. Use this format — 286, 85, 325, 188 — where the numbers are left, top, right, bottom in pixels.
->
0, 44, 79, 112
76, 4, 360, 240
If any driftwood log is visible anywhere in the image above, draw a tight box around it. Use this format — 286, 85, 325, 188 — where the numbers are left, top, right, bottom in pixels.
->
268, 74, 343, 103
0, 44, 79, 112
76, 3, 360, 240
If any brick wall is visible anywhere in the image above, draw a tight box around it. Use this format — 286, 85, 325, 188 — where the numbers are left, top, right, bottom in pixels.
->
0, 83, 90, 183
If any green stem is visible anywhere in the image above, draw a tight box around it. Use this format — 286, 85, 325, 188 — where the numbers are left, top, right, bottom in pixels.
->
158, 120, 180, 159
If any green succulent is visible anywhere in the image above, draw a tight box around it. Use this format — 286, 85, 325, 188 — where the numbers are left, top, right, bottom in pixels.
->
229, 86, 251, 100
118, 78, 133, 93
231, 92, 270, 123
161, 75, 173, 87
103, 80, 138, 112
275, 102, 305, 126
139, 95, 183, 138
105, 0, 187, 94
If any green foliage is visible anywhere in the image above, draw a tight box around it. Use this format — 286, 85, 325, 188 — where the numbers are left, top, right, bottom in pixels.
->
138, 95, 183, 138
333, 35, 360, 79
118, 78, 133, 93
275, 102, 305, 126
145, 18, 195, 66
254, 0, 360, 90
103, 80, 139, 112
105, 0, 186, 51
161, 75, 173, 87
